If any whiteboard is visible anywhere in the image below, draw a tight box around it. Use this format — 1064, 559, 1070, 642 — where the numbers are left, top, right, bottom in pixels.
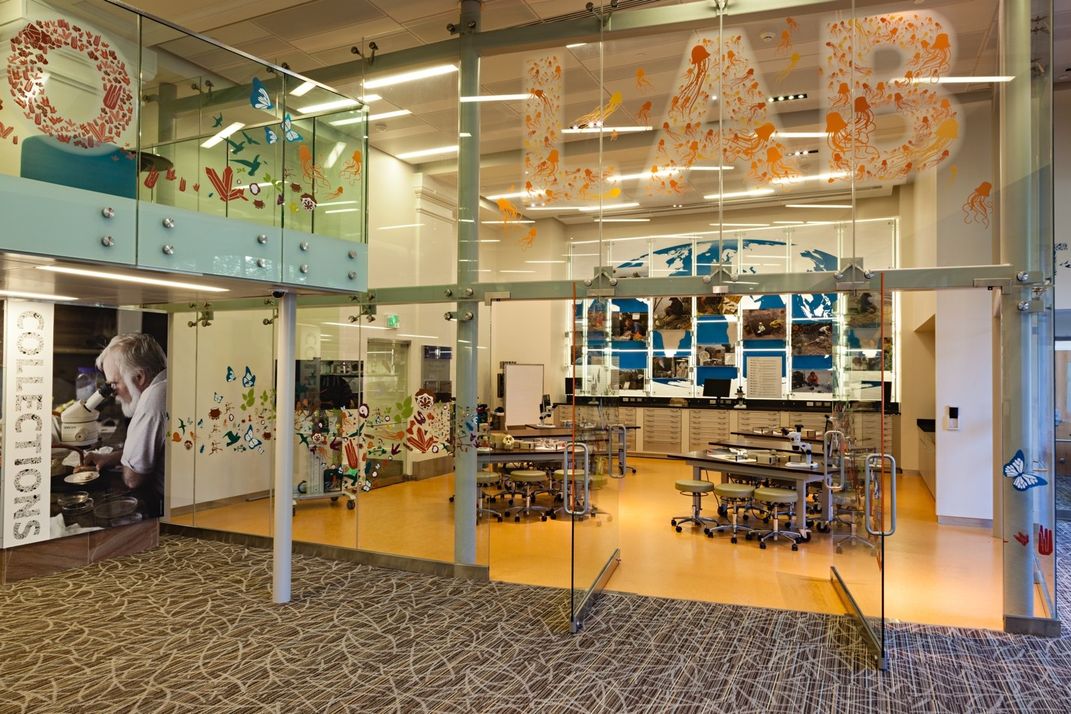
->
504, 363, 544, 427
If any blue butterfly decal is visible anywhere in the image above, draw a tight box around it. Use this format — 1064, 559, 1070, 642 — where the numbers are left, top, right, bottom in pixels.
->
250, 77, 273, 111
242, 366, 256, 388
1003, 449, 1048, 492
264, 126, 278, 144
244, 424, 263, 451
226, 366, 236, 382
281, 113, 303, 143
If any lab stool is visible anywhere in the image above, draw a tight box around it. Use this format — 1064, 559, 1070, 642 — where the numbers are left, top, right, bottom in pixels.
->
832, 489, 875, 554
476, 472, 504, 522
671, 479, 715, 532
507, 469, 550, 522
704, 482, 755, 543
749, 487, 804, 550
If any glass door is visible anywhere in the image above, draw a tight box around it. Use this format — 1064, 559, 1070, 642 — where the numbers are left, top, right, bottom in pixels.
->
828, 285, 896, 669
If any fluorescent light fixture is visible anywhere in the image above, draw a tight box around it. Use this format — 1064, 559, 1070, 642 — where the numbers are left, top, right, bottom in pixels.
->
481, 219, 534, 224
201, 121, 245, 148
459, 218, 474, 223
0, 289, 77, 301
329, 108, 411, 126
323, 321, 390, 330
784, 203, 852, 209
289, 81, 317, 97
525, 260, 566, 264
318, 200, 358, 207
578, 202, 640, 212
688, 165, 733, 171
398, 333, 438, 339
566, 42, 587, 48
595, 218, 650, 223
363, 64, 457, 89
396, 145, 458, 160
525, 206, 585, 211
296, 97, 360, 114
702, 188, 777, 200
478, 239, 501, 243
36, 266, 229, 292
895, 75, 1014, 84
771, 171, 848, 184
565, 253, 599, 258
774, 131, 828, 139
377, 223, 424, 230
713, 222, 769, 227
773, 220, 804, 224
459, 132, 472, 138
486, 191, 531, 200
608, 168, 680, 182
324, 141, 347, 169
562, 126, 651, 134
460, 93, 532, 102
499, 269, 536, 273
325, 208, 359, 214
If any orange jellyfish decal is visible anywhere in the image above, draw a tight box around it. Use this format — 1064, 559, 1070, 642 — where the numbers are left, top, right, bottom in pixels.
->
496, 197, 522, 223
298, 144, 327, 187
521, 227, 537, 247
636, 100, 652, 125
776, 52, 800, 84
635, 68, 653, 89
340, 149, 362, 182
962, 181, 992, 228
673, 44, 712, 116
570, 91, 622, 128
916, 33, 951, 77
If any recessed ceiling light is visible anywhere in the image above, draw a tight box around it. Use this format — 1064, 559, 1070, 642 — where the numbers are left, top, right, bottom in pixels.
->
485, 191, 533, 200
773, 220, 805, 224
577, 202, 640, 212
296, 98, 360, 114
396, 145, 458, 160
329, 108, 410, 126
459, 93, 532, 102
201, 121, 244, 148
702, 188, 776, 200
687, 165, 733, 171
561, 126, 652, 134
289, 81, 317, 97
397, 333, 439, 339
35, 266, 229, 292
377, 223, 424, 230
325, 208, 359, 214
0, 288, 77, 301
363, 64, 458, 89
713, 223, 769, 227
784, 203, 852, 209
608, 169, 680, 182
894, 75, 1014, 84
767, 93, 808, 103
595, 218, 650, 223
565, 42, 587, 49
499, 269, 536, 273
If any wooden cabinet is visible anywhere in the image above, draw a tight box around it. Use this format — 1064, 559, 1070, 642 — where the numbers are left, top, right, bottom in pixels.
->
642, 408, 682, 454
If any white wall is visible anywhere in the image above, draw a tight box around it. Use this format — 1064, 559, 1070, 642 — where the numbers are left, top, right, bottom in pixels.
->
1055, 87, 1071, 309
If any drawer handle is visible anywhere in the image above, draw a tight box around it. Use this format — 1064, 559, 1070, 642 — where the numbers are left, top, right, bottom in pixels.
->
100, 236, 114, 247
299, 264, 309, 274
257, 234, 268, 245
163, 217, 176, 229
101, 207, 115, 219
299, 241, 310, 251
162, 244, 175, 255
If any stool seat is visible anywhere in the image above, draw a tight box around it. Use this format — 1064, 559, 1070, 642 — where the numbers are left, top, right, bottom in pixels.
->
712, 482, 755, 498
510, 469, 547, 483
476, 472, 500, 486
675, 479, 714, 494
754, 486, 796, 503
553, 468, 585, 477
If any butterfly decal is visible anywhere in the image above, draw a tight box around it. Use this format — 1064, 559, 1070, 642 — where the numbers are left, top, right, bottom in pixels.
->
264, 126, 278, 144
281, 113, 302, 143
213, 392, 224, 403
226, 366, 236, 382
250, 77, 273, 111
244, 424, 263, 451
204, 166, 246, 202
1002, 449, 1048, 492
242, 366, 256, 388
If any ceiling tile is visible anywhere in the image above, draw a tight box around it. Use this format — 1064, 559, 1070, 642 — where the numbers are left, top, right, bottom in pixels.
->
252, 0, 387, 38
369, 0, 460, 25
289, 19, 405, 54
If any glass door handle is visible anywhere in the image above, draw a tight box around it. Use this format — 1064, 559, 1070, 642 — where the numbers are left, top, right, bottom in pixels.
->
563, 441, 591, 515
864, 453, 897, 537
610, 424, 627, 479
823, 430, 846, 489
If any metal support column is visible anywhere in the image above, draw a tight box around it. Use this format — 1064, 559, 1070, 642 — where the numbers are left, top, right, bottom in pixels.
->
272, 292, 296, 603
453, 0, 481, 568
998, 0, 1039, 628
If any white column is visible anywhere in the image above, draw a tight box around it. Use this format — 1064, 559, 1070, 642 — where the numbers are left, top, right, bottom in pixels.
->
273, 292, 297, 603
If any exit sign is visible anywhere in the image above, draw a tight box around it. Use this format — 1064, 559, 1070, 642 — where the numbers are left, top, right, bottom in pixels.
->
386, 314, 399, 329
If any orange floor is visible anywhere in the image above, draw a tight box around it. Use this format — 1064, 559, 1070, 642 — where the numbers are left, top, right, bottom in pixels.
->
169, 457, 1003, 630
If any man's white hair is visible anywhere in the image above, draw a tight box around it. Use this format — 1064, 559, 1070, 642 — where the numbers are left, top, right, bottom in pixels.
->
96, 333, 167, 382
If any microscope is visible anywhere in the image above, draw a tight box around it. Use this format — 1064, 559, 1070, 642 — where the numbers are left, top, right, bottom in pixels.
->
54, 382, 116, 447
785, 423, 816, 469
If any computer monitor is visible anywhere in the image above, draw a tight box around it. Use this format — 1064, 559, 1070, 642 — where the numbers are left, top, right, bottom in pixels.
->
702, 378, 731, 398
564, 377, 582, 396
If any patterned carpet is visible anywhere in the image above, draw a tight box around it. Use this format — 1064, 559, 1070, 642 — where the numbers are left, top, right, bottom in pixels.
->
1, 533, 1069, 714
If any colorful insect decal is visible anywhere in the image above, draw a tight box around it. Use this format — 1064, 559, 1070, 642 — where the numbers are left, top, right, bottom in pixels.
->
1003, 449, 1047, 492
281, 113, 303, 142
250, 77, 273, 111
962, 181, 993, 228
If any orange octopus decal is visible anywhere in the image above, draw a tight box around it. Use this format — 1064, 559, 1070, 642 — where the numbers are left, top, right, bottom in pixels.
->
962, 181, 993, 228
